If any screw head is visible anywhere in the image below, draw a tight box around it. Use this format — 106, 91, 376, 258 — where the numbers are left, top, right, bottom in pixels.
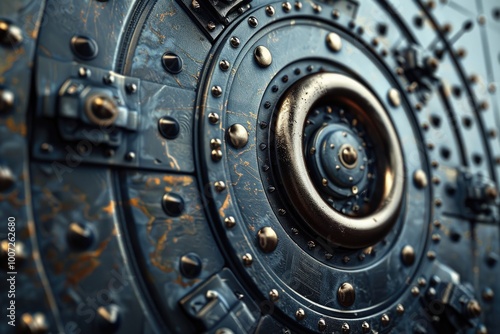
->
401, 245, 415, 265
162, 193, 185, 217
214, 181, 226, 192
381, 313, 390, 326
361, 321, 370, 333
265, 5, 275, 16
0, 166, 15, 192
248, 16, 258, 27
158, 116, 180, 139
295, 308, 305, 320
242, 253, 253, 265
224, 216, 236, 228
269, 289, 279, 301
337, 282, 355, 307
326, 32, 342, 52
0, 89, 15, 113
282, 2, 292, 12
254, 46, 273, 68
388, 88, 401, 107
227, 124, 249, 149
258, 227, 278, 253
96, 304, 121, 332
219, 60, 230, 71
180, 253, 202, 278
341, 323, 350, 334
467, 300, 482, 318
208, 112, 220, 124
396, 303, 405, 314
413, 170, 428, 188
211, 149, 223, 162
230, 36, 240, 48
67, 222, 94, 251
70, 35, 98, 60
0, 20, 23, 46
162, 52, 183, 74
211, 85, 223, 97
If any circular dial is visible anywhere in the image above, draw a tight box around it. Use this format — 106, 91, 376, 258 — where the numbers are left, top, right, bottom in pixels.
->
1, 1, 500, 334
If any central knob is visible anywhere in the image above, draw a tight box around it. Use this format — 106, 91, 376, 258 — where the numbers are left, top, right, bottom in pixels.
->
273, 73, 404, 248
339, 144, 358, 169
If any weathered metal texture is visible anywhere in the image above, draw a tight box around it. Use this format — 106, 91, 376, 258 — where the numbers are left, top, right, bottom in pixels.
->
0, 0, 499, 333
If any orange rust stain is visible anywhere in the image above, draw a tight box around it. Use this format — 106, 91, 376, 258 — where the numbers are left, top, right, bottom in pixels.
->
158, 8, 176, 22
102, 200, 115, 214
162, 175, 193, 186
150, 227, 174, 273
0, 48, 25, 75
146, 177, 161, 187
218, 194, 231, 217
2, 117, 27, 136
129, 197, 157, 234
66, 239, 111, 286
174, 275, 200, 288
0, 189, 25, 208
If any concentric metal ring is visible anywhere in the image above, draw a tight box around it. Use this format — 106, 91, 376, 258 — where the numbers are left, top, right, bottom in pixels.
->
274, 73, 404, 248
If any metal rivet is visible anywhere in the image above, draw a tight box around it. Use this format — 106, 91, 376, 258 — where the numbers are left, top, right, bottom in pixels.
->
0, 166, 15, 192
467, 300, 482, 318
295, 1, 302, 10
258, 227, 278, 253
162, 193, 184, 216
482, 287, 494, 301
40, 143, 53, 153
269, 289, 279, 302
210, 139, 222, 149
265, 5, 275, 16
318, 318, 327, 332
401, 245, 415, 265
211, 85, 222, 97
78, 67, 91, 78
211, 150, 223, 162
361, 321, 370, 333
180, 253, 202, 278
103, 74, 115, 85
248, 16, 258, 27
19, 313, 48, 334
326, 32, 342, 52
388, 88, 401, 107
96, 304, 121, 332
230, 36, 240, 48
282, 2, 292, 12
208, 112, 220, 124
312, 3, 322, 13
126, 83, 137, 94
242, 253, 253, 265
476, 325, 488, 334
413, 170, 428, 188
125, 151, 135, 161
158, 116, 180, 139
214, 181, 226, 192
0, 89, 15, 113
162, 52, 183, 74
295, 308, 305, 320
418, 277, 427, 286
219, 60, 230, 71
337, 282, 355, 307
207, 21, 216, 31
227, 124, 249, 149
396, 303, 405, 314
67, 222, 94, 251
0, 20, 23, 46
332, 9, 340, 19
254, 46, 273, 68
432, 234, 441, 243
70, 35, 98, 60
381, 314, 390, 326
411, 286, 420, 296
341, 323, 350, 334
307, 240, 316, 249
1, 240, 27, 267
85, 94, 118, 126
224, 216, 236, 228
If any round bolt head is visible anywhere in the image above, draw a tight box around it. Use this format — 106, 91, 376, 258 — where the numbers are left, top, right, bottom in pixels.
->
85, 94, 118, 126
258, 227, 278, 253
361, 321, 370, 333
224, 216, 236, 228
71, 35, 98, 60
381, 313, 390, 326
467, 300, 482, 318
180, 253, 202, 278
396, 303, 405, 314
158, 116, 180, 139
67, 222, 94, 251
269, 289, 279, 301
254, 46, 273, 68
208, 112, 220, 124
0, 20, 23, 46
482, 287, 494, 301
210, 138, 222, 149
162, 52, 183, 74
96, 304, 121, 332
282, 2, 292, 12
20, 313, 48, 334
214, 181, 226, 192
401, 245, 415, 265
248, 16, 258, 27
227, 124, 249, 149
0, 166, 15, 192
219, 60, 230, 71
0, 89, 15, 113
265, 5, 275, 16
230, 36, 240, 48
242, 253, 253, 265
326, 32, 342, 52
337, 282, 355, 307
318, 318, 327, 331
388, 88, 401, 107
413, 170, 428, 188
295, 308, 305, 320
162, 193, 185, 217
211, 85, 223, 97
341, 323, 350, 334
211, 149, 223, 162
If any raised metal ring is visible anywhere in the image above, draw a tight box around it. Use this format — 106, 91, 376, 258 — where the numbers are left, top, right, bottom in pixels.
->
274, 73, 404, 248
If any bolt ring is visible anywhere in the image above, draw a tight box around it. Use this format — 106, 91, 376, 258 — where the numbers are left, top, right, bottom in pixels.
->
274, 73, 404, 248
